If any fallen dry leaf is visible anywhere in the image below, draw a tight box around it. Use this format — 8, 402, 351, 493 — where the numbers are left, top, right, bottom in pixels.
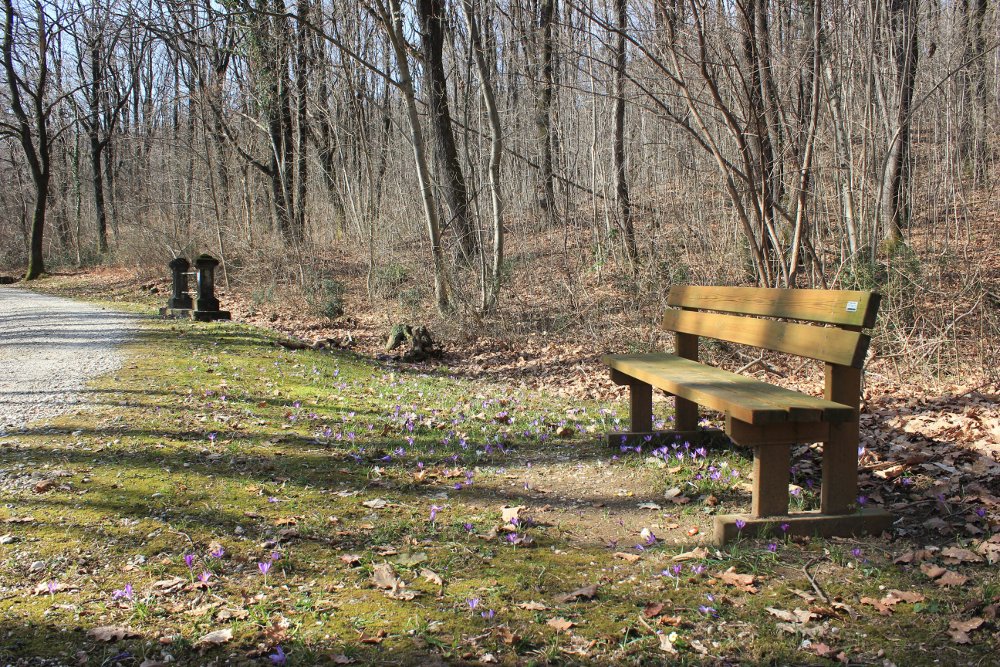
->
556, 584, 599, 603
393, 551, 427, 566
861, 597, 892, 616
371, 563, 401, 591
518, 601, 547, 611
936, 570, 969, 587
719, 567, 759, 593
658, 631, 679, 654
547, 617, 574, 632
150, 576, 186, 594
88, 626, 137, 642
920, 563, 947, 579
643, 602, 665, 618
33, 480, 56, 494
339, 554, 362, 567
976, 537, 1000, 564
420, 568, 443, 586
501, 505, 526, 524
950, 617, 985, 633
808, 642, 835, 658
766, 607, 816, 624
613, 551, 641, 563
671, 547, 709, 562
941, 547, 985, 564
883, 589, 925, 605
358, 629, 387, 644
196, 628, 232, 646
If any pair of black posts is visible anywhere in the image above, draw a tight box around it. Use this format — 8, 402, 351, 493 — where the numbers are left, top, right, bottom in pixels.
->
162, 254, 230, 322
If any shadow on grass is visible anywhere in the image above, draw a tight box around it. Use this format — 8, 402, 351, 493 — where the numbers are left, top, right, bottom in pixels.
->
0, 624, 526, 666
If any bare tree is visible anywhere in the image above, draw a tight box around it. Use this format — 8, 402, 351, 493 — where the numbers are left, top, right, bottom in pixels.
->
416, 0, 477, 260
2, 0, 69, 279
71, 0, 140, 254
881, 0, 920, 245
611, 0, 636, 265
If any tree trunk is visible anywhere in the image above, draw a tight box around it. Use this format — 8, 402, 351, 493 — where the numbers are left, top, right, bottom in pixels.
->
385, 0, 450, 313
294, 0, 309, 238
26, 177, 48, 280
612, 0, 636, 265
535, 0, 557, 222
462, 0, 504, 313
958, 0, 988, 179
881, 0, 919, 245
416, 0, 478, 261
91, 133, 109, 253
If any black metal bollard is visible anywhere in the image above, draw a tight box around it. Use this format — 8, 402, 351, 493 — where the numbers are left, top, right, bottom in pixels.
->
167, 257, 193, 310
192, 254, 230, 321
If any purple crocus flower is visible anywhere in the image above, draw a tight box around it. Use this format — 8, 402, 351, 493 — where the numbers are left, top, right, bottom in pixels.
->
463, 522, 474, 532
184, 554, 195, 569
112, 584, 133, 600
210, 547, 225, 559
780, 523, 790, 533
259, 561, 271, 576
467, 597, 480, 611
857, 495, 868, 506
198, 571, 211, 583
429, 505, 443, 522
735, 519, 746, 531
481, 609, 496, 621
271, 551, 282, 561
767, 542, 778, 553
269, 645, 287, 665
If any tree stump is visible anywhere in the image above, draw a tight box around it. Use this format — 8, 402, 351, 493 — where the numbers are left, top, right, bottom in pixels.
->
385, 324, 437, 362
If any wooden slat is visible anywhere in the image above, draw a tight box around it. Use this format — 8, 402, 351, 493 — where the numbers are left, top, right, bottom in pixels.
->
661, 309, 870, 368
667, 286, 880, 328
602, 353, 855, 425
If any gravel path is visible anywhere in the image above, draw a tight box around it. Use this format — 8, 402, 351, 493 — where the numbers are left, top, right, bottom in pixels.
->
0, 287, 140, 434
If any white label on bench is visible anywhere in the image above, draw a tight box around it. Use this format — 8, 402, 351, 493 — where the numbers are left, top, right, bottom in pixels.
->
846, 301, 859, 312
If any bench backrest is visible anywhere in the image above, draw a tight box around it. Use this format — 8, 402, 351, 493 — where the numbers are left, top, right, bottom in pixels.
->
663, 286, 881, 369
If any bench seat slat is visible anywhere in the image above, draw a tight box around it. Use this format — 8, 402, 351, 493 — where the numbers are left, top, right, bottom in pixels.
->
661, 309, 870, 368
667, 286, 880, 328
602, 353, 855, 426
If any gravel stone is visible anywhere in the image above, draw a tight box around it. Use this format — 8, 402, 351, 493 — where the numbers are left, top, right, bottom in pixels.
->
0, 287, 141, 434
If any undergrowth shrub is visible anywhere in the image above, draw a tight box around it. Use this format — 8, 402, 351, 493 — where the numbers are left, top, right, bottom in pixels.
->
310, 278, 346, 319
370, 263, 409, 299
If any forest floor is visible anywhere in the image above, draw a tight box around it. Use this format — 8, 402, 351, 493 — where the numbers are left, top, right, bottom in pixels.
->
0, 273, 998, 666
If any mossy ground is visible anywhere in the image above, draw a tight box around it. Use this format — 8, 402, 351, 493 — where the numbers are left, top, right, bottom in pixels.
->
1, 295, 996, 665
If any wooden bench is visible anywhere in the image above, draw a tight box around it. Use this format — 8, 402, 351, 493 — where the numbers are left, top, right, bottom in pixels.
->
602, 286, 892, 545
